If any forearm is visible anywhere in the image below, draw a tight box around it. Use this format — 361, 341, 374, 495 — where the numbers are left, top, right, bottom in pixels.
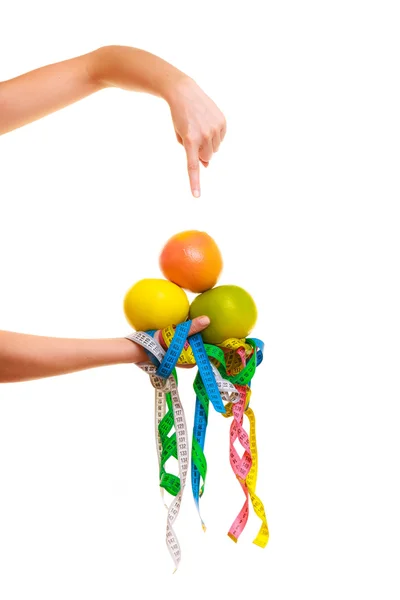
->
0, 46, 187, 135
0, 330, 147, 383
88, 45, 188, 102
0, 53, 101, 134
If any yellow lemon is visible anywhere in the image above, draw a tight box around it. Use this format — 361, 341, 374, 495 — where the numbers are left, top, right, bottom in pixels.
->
189, 285, 257, 344
124, 278, 189, 331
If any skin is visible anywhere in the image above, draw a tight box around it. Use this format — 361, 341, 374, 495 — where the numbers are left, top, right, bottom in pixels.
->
0, 45, 226, 197
0, 45, 222, 383
0, 317, 210, 384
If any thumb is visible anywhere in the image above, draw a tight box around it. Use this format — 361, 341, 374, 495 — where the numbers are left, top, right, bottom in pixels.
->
188, 316, 210, 336
155, 316, 210, 349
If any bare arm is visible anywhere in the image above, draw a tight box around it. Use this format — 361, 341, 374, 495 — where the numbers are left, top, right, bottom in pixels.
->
0, 46, 184, 134
0, 45, 226, 197
0, 331, 145, 383
0, 316, 209, 383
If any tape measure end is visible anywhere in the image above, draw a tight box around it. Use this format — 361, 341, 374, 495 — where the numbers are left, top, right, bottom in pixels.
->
252, 536, 269, 549
228, 533, 238, 544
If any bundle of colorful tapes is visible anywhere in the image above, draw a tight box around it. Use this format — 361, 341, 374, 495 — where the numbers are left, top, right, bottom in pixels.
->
124, 231, 269, 570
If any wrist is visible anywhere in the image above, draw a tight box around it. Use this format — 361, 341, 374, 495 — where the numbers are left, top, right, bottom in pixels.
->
161, 73, 196, 106
116, 337, 148, 364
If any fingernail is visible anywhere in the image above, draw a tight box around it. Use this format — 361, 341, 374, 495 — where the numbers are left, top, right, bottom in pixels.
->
198, 316, 210, 326
193, 189, 200, 198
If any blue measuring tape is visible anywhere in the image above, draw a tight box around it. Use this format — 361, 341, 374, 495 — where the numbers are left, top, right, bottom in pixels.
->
142, 323, 265, 528
252, 337, 265, 366
153, 323, 226, 414
155, 320, 192, 378
191, 395, 208, 524
190, 333, 226, 414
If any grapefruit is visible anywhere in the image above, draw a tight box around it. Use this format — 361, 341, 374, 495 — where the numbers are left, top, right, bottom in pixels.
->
124, 278, 189, 331
159, 230, 223, 293
189, 285, 257, 344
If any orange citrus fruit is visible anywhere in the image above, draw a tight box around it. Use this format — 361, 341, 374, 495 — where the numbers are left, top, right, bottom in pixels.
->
124, 278, 189, 331
159, 230, 223, 293
189, 285, 257, 344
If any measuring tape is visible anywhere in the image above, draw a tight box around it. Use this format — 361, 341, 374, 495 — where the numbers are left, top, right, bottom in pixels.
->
127, 322, 269, 570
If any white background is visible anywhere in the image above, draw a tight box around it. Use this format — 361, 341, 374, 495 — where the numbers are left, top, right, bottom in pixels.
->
1, 1, 400, 598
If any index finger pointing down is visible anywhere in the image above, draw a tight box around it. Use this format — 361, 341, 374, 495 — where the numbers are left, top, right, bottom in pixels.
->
184, 140, 201, 198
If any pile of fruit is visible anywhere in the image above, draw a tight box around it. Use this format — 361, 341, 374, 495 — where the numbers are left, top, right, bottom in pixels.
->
124, 230, 257, 344
123, 231, 269, 570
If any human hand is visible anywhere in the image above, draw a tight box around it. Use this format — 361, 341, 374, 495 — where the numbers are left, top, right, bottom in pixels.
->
167, 78, 226, 198
155, 315, 210, 368
0, 45, 226, 196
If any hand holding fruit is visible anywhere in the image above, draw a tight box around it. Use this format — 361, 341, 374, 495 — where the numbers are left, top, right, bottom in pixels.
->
124, 231, 268, 567
153, 315, 210, 368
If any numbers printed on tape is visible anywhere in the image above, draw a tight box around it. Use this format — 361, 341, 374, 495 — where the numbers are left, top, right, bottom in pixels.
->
126, 326, 269, 570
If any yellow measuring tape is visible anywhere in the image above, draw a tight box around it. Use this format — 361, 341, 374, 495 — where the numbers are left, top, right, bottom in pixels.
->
162, 328, 270, 548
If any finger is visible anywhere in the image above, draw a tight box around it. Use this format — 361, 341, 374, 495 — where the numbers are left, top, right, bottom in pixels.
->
220, 120, 227, 142
176, 131, 183, 146
199, 136, 213, 163
200, 159, 209, 168
212, 131, 221, 153
155, 316, 210, 350
154, 330, 167, 350
188, 316, 210, 336
184, 139, 201, 198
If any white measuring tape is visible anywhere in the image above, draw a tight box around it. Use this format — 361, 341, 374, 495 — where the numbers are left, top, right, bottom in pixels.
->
126, 329, 241, 570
